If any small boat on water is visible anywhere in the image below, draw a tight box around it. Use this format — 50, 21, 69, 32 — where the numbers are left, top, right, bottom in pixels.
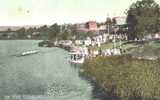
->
68, 46, 88, 64
19, 50, 39, 56
69, 52, 85, 64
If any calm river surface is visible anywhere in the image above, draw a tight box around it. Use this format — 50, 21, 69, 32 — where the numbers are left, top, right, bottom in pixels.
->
0, 40, 99, 100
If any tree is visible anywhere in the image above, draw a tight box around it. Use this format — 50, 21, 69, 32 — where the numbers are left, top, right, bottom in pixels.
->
127, 0, 160, 39
106, 17, 113, 33
26, 27, 34, 34
87, 31, 95, 38
7, 28, 12, 32
60, 30, 72, 40
16, 27, 26, 38
76, 32, 87, 40
48, 23, 60, 40
106, 17, 112, 25
38, 25, 48, 32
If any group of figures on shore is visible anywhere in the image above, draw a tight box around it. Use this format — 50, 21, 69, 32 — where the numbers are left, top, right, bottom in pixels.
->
39, 33, 127, 64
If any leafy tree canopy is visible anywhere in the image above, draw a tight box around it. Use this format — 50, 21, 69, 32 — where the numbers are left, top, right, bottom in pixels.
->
127, 0, 160, 39
48, 23, 60, 40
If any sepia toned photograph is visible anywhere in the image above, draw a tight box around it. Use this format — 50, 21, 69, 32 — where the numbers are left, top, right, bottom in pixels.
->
0, 0, 160, 100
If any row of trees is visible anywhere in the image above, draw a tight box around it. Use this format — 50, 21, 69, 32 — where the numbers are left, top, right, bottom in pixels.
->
3, 24, 95, 40
2, 0, 160, 40
127, 0, 160, 39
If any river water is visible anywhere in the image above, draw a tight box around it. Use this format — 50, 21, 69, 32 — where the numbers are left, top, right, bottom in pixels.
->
0, 40, 100, 100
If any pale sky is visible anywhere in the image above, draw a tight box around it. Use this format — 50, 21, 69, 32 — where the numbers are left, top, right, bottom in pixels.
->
0, 0, 160, 26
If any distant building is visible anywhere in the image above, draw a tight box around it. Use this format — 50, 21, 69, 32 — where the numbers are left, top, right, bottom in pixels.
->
111, 16, 128, 36
98, 25, 107, 33
99, 25, 106, 30
112, 16, 127, 25
75, 23, 88, 32
75, 21, 98, 32
86, 21, 98, 31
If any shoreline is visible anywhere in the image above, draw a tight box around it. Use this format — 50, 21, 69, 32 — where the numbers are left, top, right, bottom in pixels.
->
79, 62, 124, 100
79, 67, 117, 100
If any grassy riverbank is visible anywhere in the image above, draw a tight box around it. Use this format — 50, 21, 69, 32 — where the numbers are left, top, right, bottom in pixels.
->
88, 41, 139, 53
81, 55, 160, 100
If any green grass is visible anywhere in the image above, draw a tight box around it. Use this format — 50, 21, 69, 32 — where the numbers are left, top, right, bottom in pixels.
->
148, 42, 160, 49
88, 41, 160, 56
131, 42, 160, 57
82, 55, 160, 100
88, 42, 114, 50
88, 41, 138, 52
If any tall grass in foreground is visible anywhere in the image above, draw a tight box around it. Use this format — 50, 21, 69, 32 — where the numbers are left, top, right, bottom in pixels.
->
82, 55, 160, 100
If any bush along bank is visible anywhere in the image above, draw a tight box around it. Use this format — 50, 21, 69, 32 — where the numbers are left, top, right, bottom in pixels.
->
81, 55, 160, 100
